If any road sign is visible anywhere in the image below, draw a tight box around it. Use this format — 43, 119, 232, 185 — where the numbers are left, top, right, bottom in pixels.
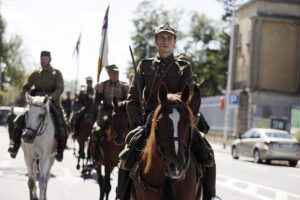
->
229, 94, 239, 104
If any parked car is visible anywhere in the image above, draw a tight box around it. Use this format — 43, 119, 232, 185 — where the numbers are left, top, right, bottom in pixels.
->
231, 128, 300, 167
0, 106, 25, 126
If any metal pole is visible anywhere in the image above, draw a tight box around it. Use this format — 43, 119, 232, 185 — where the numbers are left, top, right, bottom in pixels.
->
223, 11, 236, 149
74, 56, 80, 95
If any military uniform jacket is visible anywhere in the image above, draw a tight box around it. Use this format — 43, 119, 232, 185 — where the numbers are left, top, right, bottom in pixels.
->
78, 87, 94, 106
22, 65, 64, 103
126, 53, 193, 127
95, 80, 129, 109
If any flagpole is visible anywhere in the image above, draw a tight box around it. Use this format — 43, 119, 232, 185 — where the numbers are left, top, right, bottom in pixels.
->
74, 56, 80, 95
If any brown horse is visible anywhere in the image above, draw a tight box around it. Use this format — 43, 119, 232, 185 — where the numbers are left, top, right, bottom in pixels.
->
75, 98, 95, 171
129, 83, 202, 200
95, 97, 129, 200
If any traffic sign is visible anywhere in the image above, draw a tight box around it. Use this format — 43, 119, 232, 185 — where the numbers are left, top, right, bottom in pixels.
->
229, 94, 239, 104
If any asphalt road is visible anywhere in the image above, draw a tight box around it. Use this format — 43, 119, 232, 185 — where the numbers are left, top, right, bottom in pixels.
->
0, 126, 300, 200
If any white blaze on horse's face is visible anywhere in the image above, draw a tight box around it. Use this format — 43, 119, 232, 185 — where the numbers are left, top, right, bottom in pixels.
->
26, 97, 46, 129
169, 108, 180, 155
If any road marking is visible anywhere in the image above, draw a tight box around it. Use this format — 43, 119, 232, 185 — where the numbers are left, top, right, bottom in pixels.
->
0, 160, 10, 176
217, 175, 300, 200
288, 173, 300, 178
57, 167, 82, 186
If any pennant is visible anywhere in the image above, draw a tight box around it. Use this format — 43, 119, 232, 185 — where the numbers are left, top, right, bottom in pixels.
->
72, 33, 81, 58
97, 6, 109, 82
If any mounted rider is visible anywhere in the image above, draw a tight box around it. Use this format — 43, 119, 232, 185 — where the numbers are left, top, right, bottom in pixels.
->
116, 23, 221, 200
90, 64, 129, 160
8, 50, 68, 162
61, 91, 72, 121
72, 76, 96, 137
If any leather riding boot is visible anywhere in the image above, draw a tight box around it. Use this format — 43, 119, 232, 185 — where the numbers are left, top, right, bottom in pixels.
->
90, 141, 98, 159
202, 164, 216, 200
8, 126, 23, 158
56, 135, 67, 162
191, 130, 214, 167
8, 114, 25, 158
116, 168, 130, 200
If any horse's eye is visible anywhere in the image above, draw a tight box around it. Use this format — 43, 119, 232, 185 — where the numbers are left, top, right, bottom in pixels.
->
39, 114, 44, 118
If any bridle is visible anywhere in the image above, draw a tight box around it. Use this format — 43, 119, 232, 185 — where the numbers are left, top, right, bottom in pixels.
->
155, 104, 192, 178
25, 103, 47, 136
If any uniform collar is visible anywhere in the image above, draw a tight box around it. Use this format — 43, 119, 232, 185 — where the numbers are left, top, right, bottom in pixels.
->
108, 80, 119, 86
154, 53, 175, 64
39, 65, 53, 72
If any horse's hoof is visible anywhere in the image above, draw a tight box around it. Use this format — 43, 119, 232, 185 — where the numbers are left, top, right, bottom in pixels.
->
76, 164, 80, 170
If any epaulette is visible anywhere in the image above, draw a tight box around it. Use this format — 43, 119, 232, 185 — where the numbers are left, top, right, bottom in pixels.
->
120, 81, 128, 85
175, 53, 190, 65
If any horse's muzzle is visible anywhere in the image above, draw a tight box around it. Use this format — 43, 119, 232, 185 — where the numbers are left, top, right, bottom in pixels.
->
167, 159, 187, 180
23, 130, 37, 144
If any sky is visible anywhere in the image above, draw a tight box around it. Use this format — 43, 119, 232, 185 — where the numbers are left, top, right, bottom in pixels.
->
1, 0, 224, 92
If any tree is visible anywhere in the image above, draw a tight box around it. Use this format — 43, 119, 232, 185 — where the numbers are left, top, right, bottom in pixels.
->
129, 0, 183, 75
216, 0, 247, 21
0, 14, 27, 106
185, 13, 229, 96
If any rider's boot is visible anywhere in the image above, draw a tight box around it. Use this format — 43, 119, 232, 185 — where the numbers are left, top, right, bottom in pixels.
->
8, 114, 25, 158
50, 103, 67, 162
8, 127, 23, 158
56, 134, 67, 162
116, 163, 131, 200
192, 131, 222, 200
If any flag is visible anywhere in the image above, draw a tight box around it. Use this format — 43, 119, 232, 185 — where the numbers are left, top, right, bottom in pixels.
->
97, 6, 109, 82
72, 33, 81, 58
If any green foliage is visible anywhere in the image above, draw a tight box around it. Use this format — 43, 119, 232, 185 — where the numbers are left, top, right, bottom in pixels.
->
185, 13, 229, 96
0, 14, 26, 106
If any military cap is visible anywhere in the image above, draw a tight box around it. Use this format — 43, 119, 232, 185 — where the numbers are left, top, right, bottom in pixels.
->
86, 76, 93, 82
106, 64, 119, 72
40, 50, 51, 57
154, 23, 176, 36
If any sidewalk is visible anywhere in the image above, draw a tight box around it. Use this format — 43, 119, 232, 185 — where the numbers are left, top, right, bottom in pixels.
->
211, 142, 231, 154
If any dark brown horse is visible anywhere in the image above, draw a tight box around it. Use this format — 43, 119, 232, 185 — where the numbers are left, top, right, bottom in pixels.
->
75, 98, 95, 171
95, 97, 129, 200
129, 83, 202, 200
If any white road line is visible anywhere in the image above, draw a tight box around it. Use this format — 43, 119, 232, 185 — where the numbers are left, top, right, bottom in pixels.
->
288, 173, 300, 178
0, 160, 10, 176
217, 175, 300, 200
57, 167, 82, 186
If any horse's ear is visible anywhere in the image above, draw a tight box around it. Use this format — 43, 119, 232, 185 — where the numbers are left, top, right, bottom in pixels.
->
43, 95, 48, 104
198, 78, 207, 89
158, 82, 168, 103
180, 82, 191, 103
113, 96, 118, 108
25, 92, 33, 104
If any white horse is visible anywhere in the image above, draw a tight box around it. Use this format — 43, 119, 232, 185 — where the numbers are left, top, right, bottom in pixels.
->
21, 94, 56, 200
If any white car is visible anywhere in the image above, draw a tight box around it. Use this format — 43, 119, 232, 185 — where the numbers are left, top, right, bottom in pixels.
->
231, 128, 300, 167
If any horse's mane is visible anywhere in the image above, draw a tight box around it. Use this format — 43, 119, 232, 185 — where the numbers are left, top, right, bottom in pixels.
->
31, 96, 47, 105
141, 93, 194, 173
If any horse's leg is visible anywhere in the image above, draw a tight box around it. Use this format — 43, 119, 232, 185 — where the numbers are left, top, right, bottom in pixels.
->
104, 165, 113, 200
96, 164, 104, 200
76, 142, 83, 170
39, 156, 52, 200
24, 155, 38, 200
